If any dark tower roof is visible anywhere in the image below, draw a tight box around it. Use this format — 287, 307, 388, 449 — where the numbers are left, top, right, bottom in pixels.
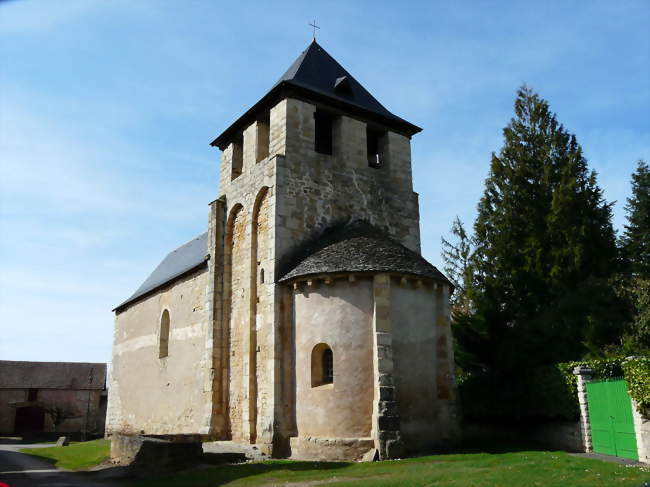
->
279, 221, 450, 285
211, 41, 421, 149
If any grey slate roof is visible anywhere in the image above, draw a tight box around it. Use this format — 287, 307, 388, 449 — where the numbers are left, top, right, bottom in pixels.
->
114, 233, 208, 312
279, 221, 450, 284
211, 41, 421, 149
0, 361, 106, 390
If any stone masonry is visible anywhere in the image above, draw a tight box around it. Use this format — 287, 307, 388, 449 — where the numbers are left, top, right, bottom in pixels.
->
107, 41, 459, 461
573, 366, 594, 453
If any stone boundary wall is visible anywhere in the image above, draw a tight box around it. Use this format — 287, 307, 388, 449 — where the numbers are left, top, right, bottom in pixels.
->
462, 421, 584, 452
110, 433, 202, 469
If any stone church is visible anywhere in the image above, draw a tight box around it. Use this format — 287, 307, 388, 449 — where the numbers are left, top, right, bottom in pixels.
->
106, 40, 459, 461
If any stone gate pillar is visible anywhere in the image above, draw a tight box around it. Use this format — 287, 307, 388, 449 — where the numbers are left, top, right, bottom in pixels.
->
572, 365, 593, 453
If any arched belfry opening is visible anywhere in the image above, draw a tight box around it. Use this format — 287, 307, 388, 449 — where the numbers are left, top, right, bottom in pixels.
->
311, 343, 334, 387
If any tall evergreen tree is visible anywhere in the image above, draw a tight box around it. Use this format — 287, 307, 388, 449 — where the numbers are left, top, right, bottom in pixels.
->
617, 161, 650, 353
459, 86, 621, 373
621, 160, 650, 278
441, 216, 474, 315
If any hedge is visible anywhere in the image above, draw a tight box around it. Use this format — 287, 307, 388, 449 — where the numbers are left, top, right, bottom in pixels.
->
458, 356, 648, 421
622, 356, 650, 411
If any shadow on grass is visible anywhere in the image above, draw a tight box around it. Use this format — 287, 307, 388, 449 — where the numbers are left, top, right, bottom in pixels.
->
406, 440, 551, 460
133, 459, 356, 487
133, 443, 556, 487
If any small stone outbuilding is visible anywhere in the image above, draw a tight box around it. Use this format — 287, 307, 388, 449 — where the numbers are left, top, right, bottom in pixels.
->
107, 40, 459, 461
0, 360, 107, 438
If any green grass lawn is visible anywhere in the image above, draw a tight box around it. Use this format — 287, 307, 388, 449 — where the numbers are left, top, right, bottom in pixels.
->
132, 450, 650, 487
20, 438, 110, 470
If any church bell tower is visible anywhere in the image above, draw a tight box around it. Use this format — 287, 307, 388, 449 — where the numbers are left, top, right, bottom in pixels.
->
206, 40, 458, 459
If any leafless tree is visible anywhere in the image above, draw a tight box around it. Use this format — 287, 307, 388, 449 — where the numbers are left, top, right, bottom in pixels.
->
41, 403, 81, 432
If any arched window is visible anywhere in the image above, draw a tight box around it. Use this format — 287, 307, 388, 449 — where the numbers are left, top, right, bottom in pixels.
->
322, 348, 333, 383
159, 309, 170, 358
311, 343, 334, 387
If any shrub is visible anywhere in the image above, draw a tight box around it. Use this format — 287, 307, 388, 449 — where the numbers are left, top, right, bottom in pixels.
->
458, 357, 644, 422
622, 356, 650, 411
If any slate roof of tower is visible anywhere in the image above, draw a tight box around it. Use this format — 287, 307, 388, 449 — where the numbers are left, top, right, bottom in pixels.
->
114, 233, 208, 312
211, 41, 421, 149
279, 221, 450, 285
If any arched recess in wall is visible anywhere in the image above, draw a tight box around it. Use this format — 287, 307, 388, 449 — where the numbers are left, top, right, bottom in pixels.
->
159, 309, 170, 358
311, 343, 334, 387
249, 186, 270, 443
224, 203, 245, 436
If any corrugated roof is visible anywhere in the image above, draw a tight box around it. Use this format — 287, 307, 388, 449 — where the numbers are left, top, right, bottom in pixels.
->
0, 361, 106, 390
279, 221, 451, 284
114, 233, 208, 312
211, 41, 421, 149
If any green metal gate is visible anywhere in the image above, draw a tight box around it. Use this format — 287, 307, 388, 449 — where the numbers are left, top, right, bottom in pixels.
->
586, 378, 638, 460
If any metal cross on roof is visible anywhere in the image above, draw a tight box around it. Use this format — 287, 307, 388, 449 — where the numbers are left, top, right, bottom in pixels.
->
309, 20, 320, 40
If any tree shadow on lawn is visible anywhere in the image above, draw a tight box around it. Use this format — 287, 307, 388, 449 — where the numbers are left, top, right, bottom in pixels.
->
133, 459, 359, 487
134, 444, 549, 487
413, 440, 550, 458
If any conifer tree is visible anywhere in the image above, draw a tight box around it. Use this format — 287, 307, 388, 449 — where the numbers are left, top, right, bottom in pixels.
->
621, 160, 650, 278
441, 216, 474, 315
618, 161, 650, 353
459, 86, 621, 373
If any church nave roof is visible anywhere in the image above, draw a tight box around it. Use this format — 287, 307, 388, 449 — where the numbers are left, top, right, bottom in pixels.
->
114, 232, 208, 312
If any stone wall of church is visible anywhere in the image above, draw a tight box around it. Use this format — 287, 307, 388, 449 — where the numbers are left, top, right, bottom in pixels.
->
216, 101, 282, 450
291, 278, 375, 439
106, 268, 211, 436
227, 205, 248, 441
274, 97, 421, 277
213, 95, 430, 455
390, 278, 459, 453
252, 187, 274, 444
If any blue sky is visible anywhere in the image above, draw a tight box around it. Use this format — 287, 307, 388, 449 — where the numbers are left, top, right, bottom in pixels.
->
1, 0, 648, 364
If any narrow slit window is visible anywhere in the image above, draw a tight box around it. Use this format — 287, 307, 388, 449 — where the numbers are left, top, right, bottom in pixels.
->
314, 111, 333, 155
159, 309, 170, 358
231, 134, 243, 180
27, 388, 38, 401
256, 112, 270, 162
322, 348, 333, 384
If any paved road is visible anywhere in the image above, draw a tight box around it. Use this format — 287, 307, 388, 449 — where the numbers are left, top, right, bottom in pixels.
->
0, 443, 124, 487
